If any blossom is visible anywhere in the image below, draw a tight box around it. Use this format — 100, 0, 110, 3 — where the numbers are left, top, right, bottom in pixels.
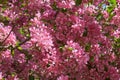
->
0, 0, 120, 80
57, 75, 68, 80
0, 24, 16, 46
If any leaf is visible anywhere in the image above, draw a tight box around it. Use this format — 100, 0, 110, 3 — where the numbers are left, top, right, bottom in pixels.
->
85, 43, 91, 52
53, 25, 57, 31
51, 2, 58, 10
0, 0, 7, 4
108, 0, 116, 5
104, 65, 108, 72
96, 13, 103, 21
107, 6, 114, 13
90, 0, 93, 4
19, 28, 25, 35
59, 46, 64, 52
26, 33, 30, 37
114, 38, 120, 48
20, 3, 26, 8
61, 8, 67, 13
115, 38, 120, 43
105, 77, 110, 80
108, 61, 116, 66
75, 0, 82, 6
0, 15, 10, 25
68, 47, 73, 51
83, 27, 88, 37
11, 49, 14, 56
16, 41, 20, 47
90, 56, 94, 62
18, 46, 23, 50
29, 75, 34, 80
9, 45, 14, 56
2, 78, 5, 80
47, 63, 50, 67
0, 0, 8, 12
107, 0, 116, 14
11, 73, 16, 77
107, 12, 115, 21
35, 78, 40, 80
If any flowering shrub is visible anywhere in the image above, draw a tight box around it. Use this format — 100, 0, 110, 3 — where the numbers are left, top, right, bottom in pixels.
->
0, 0, 120, 80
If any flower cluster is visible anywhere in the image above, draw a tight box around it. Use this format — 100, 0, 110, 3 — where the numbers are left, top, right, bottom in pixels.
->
0, 0, 120, 80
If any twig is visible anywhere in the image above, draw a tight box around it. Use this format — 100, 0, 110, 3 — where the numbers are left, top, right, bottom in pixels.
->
1, 26, 15, 45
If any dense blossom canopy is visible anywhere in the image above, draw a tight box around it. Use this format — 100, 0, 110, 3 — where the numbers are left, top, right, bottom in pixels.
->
0, 0, 120, 80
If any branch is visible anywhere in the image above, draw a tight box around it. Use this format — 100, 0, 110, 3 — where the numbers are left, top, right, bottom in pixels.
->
1, 26, 15, 45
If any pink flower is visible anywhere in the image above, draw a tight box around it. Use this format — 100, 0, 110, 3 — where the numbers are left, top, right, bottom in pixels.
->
57, 75, 69, 80
0, 24, 16, 46
0, 72, 3, 80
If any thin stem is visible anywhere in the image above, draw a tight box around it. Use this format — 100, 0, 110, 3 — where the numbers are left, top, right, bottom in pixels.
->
1, 26, 15, 45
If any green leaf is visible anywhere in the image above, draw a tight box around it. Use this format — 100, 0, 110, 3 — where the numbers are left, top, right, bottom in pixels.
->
11, 73, 16, 77
19, 28, 25, 35
0, 15, 10, 25
20, 3, 26, 8
114, 38, 120, 48
61, 8, 67, 13
75, 0, 82, 6
26, 33, 30, 37
108, 61, 116, 66
107, 6, 114, 13
107, 0, 116, 14
11, 49, 14, 56
18, 46, 23, 50
68, 47, 73, 51
2, 78, 5, 80
90, 56, 94, 62
85, 43, 91, 52
108, 0, 116, 5
24, 9, 28, 13
89, 0, 93, 4
51, 2, 58, 10
9, 45, 14, 56
105, 77, 110, 80
115, 38, 120, 43
16, 41, 20, 46
59, 46, 64, 52
0, 0, 8, 12
104, 65, 108, 72
53, 25, 57, 31
96, 13, 103, 21
47, 63, 50, 67
35, 78, 40, 80
26, 54, 33, 61
107, 12, 115, 21
29, 75, 34, 80
0, 0, 7, 4
83, 28, 88, 37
